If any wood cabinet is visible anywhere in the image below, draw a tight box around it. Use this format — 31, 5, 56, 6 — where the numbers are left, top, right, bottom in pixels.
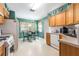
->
49, 16, 56, 27
48, 17, 51, 26
46, 33, 50, 45
56, 12, 65, 26
4, 8, 9, 18
0, 3, 4, 15
60, 42, 79, 56
0, 3, 9, 24
74, 3, 79, 24
0, 44, 5, 56
0, 3, 5, 24
48, 4, 79, 26
66, 4, 74, 25
48, 3, 79, 27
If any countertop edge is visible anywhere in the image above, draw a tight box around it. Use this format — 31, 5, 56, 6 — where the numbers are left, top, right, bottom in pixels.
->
59, 39, 79, 48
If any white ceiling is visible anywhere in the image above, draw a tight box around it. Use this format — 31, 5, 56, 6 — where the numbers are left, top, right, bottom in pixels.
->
7, 3, 65, 20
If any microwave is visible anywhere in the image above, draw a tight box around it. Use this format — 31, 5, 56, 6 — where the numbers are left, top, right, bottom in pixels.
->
60, 26, 77, 37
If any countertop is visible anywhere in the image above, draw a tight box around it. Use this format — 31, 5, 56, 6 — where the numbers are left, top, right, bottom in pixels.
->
60, 34, 79, 48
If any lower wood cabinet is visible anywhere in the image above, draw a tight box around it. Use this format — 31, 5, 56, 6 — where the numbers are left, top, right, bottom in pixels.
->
60, 42, 79, 56
0, 44, 5, 56
46, 33, 50, 45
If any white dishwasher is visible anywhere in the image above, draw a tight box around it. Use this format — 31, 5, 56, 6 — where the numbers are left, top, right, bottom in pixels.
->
50, 34, 59, 49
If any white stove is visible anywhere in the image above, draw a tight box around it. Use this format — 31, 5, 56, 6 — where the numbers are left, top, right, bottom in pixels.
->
0, 34, 14, 56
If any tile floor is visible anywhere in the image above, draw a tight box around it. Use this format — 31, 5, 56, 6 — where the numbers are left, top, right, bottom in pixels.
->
13, 37, 59, 56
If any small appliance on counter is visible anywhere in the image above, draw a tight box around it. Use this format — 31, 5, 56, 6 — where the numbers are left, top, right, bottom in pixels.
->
60, 25, 77, 38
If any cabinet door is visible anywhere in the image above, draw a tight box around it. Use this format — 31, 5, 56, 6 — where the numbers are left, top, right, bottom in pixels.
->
66, 4, 74, 25
48, 16, 55, 27
56, 12, 65, 26
0, 3, 4, 15
46, 33, 50, 45
48, 17, 51, 27
51, 16, 56, 26
4, 8, 9, 18
74, 3, 79, 24
0, 44, 5, 56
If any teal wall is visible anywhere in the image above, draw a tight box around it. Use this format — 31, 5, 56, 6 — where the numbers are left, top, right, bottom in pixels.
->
48, 3, 71, 16
35, 20, 38, 33
17, 18, 35, 22
9, 10, 16, 20
4, 3, 16, 20
37, 20, 44, 38
4, 3, 9, 11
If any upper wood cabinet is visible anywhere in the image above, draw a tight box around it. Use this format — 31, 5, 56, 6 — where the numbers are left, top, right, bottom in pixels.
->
0, 3, 9, 25
74, 3, 79, 24
56, 12, 66, 26
48, 16, 56, 27
0, 3, 9, 17
66, 4, 74, 25
48, 17, 51, 26
0, 3, 4, 15
48, 3, 79, 27
4, 8, 9, 18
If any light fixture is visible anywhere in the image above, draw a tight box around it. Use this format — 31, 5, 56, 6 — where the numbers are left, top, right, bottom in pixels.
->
30, 3, 44, 11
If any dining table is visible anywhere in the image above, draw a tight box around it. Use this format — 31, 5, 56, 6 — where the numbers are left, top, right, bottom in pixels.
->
22, 31, 36, 42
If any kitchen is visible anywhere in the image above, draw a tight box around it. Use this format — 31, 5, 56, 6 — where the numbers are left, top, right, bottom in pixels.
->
0, 3, 79, 56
